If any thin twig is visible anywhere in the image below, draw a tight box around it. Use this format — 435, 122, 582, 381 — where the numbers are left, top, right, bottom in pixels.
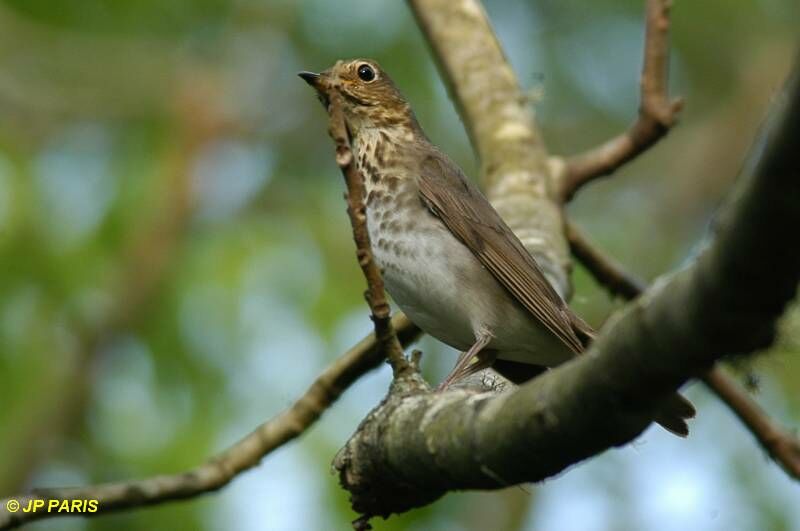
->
559, 0, 800, 484
703, 368, 800, 479
325, 91, 411, 377
564, 220, 646, 299
566, 220, 800, 480
560, 0, 684, 202
335, 63, 800, 514
0, 84, 427, 529
0, 314, 420, 529
411, 0, 800, 487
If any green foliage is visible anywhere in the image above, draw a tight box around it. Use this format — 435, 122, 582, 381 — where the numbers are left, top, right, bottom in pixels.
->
2, 0, 231, 36
0, 1, 798, 530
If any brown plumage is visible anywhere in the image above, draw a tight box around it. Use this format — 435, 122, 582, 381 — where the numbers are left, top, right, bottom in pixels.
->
417, 155, 591, 354
300, 59, 694, 436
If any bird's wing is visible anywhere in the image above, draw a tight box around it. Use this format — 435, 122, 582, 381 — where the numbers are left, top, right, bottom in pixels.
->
417, 153, 586, 354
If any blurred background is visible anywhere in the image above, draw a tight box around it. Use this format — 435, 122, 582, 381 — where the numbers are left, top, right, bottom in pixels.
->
0, 0, 798, 530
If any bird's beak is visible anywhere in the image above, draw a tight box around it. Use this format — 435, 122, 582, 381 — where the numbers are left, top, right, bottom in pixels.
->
298, 71, 321, 88
298, 70, 332, 109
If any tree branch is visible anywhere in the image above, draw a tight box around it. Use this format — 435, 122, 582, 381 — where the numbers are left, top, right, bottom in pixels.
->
325, 91, 411, 377
409, 0, 572, 298
0, 77, 434, 529
0, 314, 421, 530
397, 0, 800, 513
564, 220, 647, 299
407, 0, 800, 492
703, 368, 800, 479
0, 89, 428, 529
333, 62, 800, 521
567, 219, 800, 480
559, 0, 684, 202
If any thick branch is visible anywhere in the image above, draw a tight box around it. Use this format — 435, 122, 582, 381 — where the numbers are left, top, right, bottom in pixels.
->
560, 0, 684, 201
0, 314, 420, 530
409, 0, 572, 297
554, 0, 799, 477
334, 60, 800, 520
407, 0, 800, 490
567, 220, 800, 479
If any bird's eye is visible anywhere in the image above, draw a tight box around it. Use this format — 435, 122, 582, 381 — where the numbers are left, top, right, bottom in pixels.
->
357, 64, 376, 82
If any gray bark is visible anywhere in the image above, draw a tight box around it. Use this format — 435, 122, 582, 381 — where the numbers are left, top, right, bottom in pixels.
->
333, 60, 800, 520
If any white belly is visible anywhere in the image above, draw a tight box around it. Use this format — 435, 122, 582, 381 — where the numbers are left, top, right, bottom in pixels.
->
367, 202, 573, 367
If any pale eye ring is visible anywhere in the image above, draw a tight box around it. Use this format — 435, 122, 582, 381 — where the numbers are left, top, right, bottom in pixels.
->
357, 64, 376, 82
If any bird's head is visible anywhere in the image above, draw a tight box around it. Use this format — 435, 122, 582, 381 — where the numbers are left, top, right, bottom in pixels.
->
299, 59, 418, 136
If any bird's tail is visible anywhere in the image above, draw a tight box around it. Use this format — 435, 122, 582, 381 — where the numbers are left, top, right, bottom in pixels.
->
566, 313, 696, 437
653, 392, 696, 437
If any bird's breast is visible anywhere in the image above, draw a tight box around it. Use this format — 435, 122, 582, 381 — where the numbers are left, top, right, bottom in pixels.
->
353, 131, 574, 367
366, 191, 479, 350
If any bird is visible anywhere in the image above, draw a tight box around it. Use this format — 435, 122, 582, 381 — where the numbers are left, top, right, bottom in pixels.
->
299, 59, 694, 436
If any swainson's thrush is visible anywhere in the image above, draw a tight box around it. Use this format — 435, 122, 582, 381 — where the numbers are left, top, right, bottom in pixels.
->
300, 59, 694, 436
